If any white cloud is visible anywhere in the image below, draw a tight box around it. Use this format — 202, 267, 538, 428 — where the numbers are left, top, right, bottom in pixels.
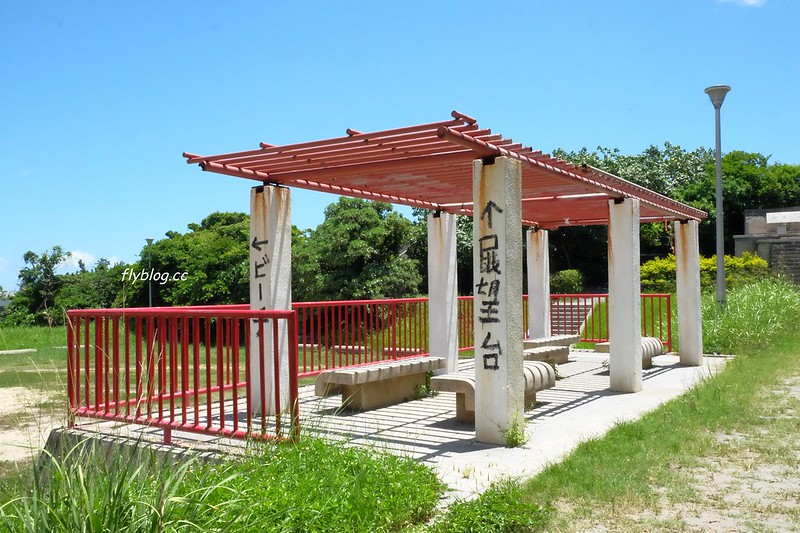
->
59, 251, 125, 272
60, 250, 97, 271
717, 0, 766, 6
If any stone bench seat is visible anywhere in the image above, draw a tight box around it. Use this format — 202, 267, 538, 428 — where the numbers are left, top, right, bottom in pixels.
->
430, 361, 556, 422
523, 334, 580, 350
595, 337, 665, 369
523, 345, 569, 366
315, 356, 445, 411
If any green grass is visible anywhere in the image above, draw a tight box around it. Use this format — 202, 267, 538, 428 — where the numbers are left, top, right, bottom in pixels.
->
0, 326, 66, 353
430, 278, 800, 531
0, 436, 444, 532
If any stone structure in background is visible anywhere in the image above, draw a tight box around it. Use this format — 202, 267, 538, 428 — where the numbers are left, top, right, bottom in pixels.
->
734, 207, 800, 283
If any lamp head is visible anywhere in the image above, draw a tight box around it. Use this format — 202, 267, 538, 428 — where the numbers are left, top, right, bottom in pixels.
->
146, 238, 154, 245
705, 85, 731, 109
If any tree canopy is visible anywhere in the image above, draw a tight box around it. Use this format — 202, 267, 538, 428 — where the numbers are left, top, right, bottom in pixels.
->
293, 198, 421, 301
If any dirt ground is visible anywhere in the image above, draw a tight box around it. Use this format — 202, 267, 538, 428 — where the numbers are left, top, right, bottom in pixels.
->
0, 386, 63, 463
566, 376, 800, 532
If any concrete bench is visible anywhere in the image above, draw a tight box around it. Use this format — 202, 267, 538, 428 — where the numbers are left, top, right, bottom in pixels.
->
523, 345, 569, 366
595, 337, 665, 369
523, 334, 580, 350
430, 361, 556, 422
315, 356, 446, 411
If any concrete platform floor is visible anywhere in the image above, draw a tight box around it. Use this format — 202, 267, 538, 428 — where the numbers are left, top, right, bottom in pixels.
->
63, 352, 728, 502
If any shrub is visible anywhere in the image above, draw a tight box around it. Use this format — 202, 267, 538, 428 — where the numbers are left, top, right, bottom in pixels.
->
702, 277, 800, 354
640, 252, 768, 293
550, 269, 583, 294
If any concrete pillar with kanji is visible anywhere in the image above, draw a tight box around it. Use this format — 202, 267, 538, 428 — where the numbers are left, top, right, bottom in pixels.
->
249, 185, 292, 415
675, 219, 703, 366
428, 211, 460, 374
473, 156, 524, 445
526, 229, 551, 339
607, 197, 643, 393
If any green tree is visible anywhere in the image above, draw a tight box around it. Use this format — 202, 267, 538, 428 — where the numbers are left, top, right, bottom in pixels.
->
3, 246, 70, 326
122, 212, 250, 307
55, 259, 129, 312
293, 198, 421, 301
676, 151, 800, 255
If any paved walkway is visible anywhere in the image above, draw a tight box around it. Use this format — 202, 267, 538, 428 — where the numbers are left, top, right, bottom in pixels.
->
60, 351, 728, 502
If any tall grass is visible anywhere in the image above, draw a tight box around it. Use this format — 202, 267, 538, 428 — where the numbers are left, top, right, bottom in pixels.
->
0, 443, 242, 532
702, 277, 800, 354
0, 435, 443, 532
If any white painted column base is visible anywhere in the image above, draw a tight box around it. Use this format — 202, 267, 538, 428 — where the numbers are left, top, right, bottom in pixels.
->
526, 229, 551, 339
473, 156, 524, 445
428, 211, 459, 374
249, 185, 292, 415
608, 198, 642, 393
675, 220, 703, 366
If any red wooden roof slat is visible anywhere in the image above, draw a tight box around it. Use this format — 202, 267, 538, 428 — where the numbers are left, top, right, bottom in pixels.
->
185, 111, 706, 227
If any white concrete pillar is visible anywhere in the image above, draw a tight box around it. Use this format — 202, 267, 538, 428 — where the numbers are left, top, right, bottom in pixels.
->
428, 211, 459, 374
526, 229, 551, 339
675, 220, 703, 366
249, 185, 292, 415
607, 198, 642, 393
473, 156, 524, 444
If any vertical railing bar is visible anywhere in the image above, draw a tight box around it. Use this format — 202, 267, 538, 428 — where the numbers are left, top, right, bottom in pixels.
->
169, 317, 177, 424
244, 317, 252, 434
216, 317, 224, 431
66, 315, 75, 414
232, 317, 240, 435
259, 319, 267, 434
288, 313, 300, 441
112, 316, 120, 416
273, 318, 282, 437
124, 317, 131, 418
181, 316, 189, 426
205, 318, 212, 430
94, 315, 102, 412
158, 316, 167, 422
135, 318, 143, 419
103, 316, 110, 414
193, 317, 200, 427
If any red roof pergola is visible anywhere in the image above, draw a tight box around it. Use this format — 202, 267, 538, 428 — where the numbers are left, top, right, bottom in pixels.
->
184, 111, 706, 228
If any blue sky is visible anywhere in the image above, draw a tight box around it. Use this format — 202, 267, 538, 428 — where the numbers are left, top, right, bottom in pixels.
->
1, 0, 798, 292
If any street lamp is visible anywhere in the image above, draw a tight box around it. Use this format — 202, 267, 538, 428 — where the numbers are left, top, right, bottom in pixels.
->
705, 84, 731, 306
146, 238, 154, 307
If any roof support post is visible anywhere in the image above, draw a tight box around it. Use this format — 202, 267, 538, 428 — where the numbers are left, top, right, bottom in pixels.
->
428, 211, 459, 374
249, 185, 292, 415
473, 156, 524, 444
608, 197, 643, 393
526, 229, 551, 339
675, 220, 703, 365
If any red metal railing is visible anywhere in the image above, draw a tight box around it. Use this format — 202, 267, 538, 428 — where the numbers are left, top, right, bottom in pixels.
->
66, 306, 299, 443
549, 293, 672, 351
293, 298, 429, 377
455, 294, 672, 352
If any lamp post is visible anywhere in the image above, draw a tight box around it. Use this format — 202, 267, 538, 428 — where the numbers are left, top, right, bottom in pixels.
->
705, 84, 731, 306
146, 238, 154, 307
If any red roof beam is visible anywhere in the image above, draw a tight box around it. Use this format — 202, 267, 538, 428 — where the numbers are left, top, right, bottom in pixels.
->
437, 127, 627, 198
201, 124, 483, 168
184, 115, 474, 165
244, 132, 497, 172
